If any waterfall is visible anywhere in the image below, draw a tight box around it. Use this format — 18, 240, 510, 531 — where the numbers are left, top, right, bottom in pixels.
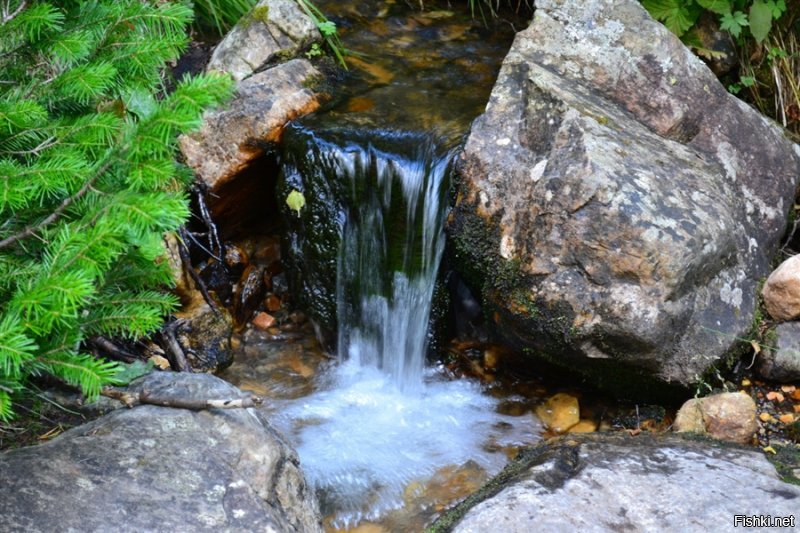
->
275, 125, 538, 526
334, 137, 450, 391
281, 125, 452, 389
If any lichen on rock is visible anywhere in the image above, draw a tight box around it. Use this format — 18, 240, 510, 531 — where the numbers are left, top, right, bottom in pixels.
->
448, 0, 800, 390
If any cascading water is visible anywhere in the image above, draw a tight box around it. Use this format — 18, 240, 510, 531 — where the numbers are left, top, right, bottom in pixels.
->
273, 126, 539, 527
243, 1, 540, 528
334, 135, 450, 392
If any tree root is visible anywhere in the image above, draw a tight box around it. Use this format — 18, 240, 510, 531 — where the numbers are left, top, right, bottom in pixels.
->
160, 318, 191, 372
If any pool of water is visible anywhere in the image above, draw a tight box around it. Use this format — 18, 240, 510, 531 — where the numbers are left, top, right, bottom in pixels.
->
222, 326, 542, 530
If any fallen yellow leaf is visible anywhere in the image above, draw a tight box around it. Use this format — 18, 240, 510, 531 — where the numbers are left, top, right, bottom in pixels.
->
762, 446, 777, 455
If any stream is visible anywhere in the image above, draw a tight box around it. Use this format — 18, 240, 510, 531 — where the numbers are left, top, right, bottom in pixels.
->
220, 1, 607, 530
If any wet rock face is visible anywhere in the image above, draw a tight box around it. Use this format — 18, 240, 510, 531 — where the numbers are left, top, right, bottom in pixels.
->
759, 322, 800, 382
449, 0, 800, 387
206, 0, 320, 82
0, 372, 323, 533
176, 305, 234, 372
433, 434, 800, 532
179, 59, 323, 192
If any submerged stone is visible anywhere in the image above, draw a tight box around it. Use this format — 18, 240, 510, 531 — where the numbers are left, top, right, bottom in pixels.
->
534, 392, 580, 433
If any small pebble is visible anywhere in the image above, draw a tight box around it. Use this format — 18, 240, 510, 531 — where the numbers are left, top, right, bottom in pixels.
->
252, 312, 276, 331
266, 295, 282, 312
766, 391, 785, 403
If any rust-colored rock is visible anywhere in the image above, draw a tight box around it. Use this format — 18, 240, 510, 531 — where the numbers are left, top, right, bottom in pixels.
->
179, 59, 323, 192
763, 254, 800, 321
252, 312, 277, 331
535, 393, 580, 434
674, 392, 757, 444
266, 294, 282, 312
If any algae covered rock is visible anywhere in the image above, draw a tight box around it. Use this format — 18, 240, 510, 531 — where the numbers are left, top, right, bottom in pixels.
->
449, 0, 800, 390
278, 122, 452, 348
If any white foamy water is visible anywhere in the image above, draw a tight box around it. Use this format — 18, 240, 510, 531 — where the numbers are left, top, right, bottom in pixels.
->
270, 360, 540, 526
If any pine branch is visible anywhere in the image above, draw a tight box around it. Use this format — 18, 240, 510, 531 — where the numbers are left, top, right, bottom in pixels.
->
0, 157, 112, 250
1, 2, 27, 26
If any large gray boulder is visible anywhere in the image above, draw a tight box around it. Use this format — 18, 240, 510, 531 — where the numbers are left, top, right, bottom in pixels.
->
180, 59, 323, 192
206, 0, 320, 82
433, 434, 800, 532
449, 0, 800, 389
0, 372, 322, 532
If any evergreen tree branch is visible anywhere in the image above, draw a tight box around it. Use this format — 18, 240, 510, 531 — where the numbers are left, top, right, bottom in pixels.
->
0, 158, 112, 250
1, 1, 27, 25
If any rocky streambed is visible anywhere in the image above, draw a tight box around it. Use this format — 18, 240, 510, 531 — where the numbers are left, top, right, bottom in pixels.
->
3, 0, 800, 531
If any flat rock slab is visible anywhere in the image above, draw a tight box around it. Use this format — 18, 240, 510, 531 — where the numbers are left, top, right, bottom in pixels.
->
434, 433, 800, 532
180, 59, 323, 192
0, 372, 322, 533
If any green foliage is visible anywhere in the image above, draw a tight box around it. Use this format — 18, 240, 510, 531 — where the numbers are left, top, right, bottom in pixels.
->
296, 0, 347, 68
0, 0, 233, 420
192, 0, 257, 35
642, 0, 786, 42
